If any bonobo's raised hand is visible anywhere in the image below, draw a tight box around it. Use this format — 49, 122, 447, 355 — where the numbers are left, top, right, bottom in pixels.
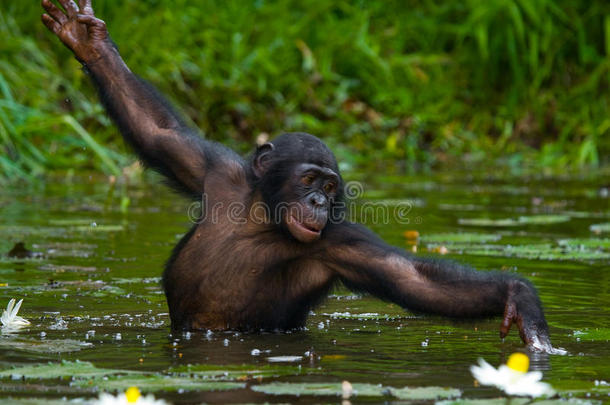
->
41, 0, 110, 64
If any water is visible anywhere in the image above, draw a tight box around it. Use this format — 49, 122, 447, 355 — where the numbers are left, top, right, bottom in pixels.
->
0, 170, 608, 403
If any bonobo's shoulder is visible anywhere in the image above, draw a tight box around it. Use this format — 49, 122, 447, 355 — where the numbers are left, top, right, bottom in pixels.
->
204, 140, 248, 186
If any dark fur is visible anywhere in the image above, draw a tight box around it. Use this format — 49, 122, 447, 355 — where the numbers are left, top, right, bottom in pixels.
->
83, 44, 550, 347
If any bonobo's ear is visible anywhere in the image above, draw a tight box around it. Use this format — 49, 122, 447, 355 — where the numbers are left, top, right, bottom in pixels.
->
253, 142, 275, 178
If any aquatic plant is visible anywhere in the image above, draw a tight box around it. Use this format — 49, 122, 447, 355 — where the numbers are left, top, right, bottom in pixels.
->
0, 298, 30, 330
92, 386, 168, 405
470, 353, 555, 397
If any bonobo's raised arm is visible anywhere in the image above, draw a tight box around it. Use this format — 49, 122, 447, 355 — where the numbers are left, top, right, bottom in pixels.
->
41, 0, 240, 196
326, 222, 554, 352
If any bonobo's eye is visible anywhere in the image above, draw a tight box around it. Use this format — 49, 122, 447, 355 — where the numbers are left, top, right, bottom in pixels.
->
323, 182, 337, 194
302, 174, 315, 186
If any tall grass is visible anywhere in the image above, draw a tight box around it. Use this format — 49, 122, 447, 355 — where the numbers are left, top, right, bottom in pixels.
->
1, 0, 609, 181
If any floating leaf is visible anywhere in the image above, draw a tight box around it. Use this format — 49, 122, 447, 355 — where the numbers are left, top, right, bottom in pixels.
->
170, 363, 314, 380
72, 374, 244, 392
0, 398, 83, 405
0, 339, 92, 353
458, 218, 520, 227
48, 219, 95, 226
266, 356, 303, 363
421, 233, 501, 244
517, 215, 571, 225
0, 360, 136, 379
437, 399, 530, 405
73, 224, 125, 233
112, 277, 162, 284
324, 312, 403, 320
0, 226, 67, 238
573, 328, 610, 341
438, 400, 595, 405
590, 223, 610, 234
251, 382, 460, 399
464, 244, 610, 261
390, 386, 461, 400
459, 215, 570, 227
251, 382, 379, 396
558, 238, 610, 250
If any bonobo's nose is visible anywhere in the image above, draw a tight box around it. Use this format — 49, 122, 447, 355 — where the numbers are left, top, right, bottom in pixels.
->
309, 192, 327, 207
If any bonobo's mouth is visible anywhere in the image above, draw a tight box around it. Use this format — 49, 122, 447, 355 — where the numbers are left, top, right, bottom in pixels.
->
287, 214, 323, 243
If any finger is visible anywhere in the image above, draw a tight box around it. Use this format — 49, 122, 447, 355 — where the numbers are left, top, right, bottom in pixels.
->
499, 316, 512, 338
499, 302, 516, 338
41, 14, 61, 35
41, 0, 68, 24
78, 0, 94, 15
515, 316, 528, 343
76, 14, 108, 40
57, 0, 79, 16
76, 14, 105, 28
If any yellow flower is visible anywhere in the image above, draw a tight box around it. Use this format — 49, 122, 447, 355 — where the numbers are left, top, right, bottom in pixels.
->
470, 353, 555, 398
92, 387, 168, 405
126, 387, 141, 403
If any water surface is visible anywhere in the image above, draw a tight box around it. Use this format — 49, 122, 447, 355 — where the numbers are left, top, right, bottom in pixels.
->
0, 170, 608, 403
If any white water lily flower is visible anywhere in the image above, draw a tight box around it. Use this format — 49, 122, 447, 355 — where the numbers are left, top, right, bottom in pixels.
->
470, 352, 555, 397
92, 387, 168, 405
1, 299, 30, 329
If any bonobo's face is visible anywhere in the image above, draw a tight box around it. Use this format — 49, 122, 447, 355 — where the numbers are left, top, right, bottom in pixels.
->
251, 133, 343, 243
284, 163, 339, 243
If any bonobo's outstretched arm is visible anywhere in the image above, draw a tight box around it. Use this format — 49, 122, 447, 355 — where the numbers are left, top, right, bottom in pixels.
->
326, 222, 555, 353
41, 0, 240, 196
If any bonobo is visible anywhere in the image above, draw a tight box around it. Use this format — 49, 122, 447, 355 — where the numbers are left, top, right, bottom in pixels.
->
43, 0, 556, 352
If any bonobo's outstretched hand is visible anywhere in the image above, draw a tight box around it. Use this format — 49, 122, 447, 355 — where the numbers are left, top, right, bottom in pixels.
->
501, 280, 559, 353
329, 224, 564, 354
41, 0, 109, 64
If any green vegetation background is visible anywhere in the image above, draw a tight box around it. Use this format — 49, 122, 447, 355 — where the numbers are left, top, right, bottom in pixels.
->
2, 0, 610, 181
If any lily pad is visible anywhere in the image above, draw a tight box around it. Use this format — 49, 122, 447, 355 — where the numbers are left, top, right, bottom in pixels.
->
391, 386, 461, 400
573, 328, 610, 341
558, 238, 610, 250
420, 233, 501, 244
324, 312, 403, 320
0, 339, 93, 353
72, 374, 244, 392
464, 244, 610, 261
458, 218, 521, 227
170, 363, 313, 380
73, 224, 125, 233
251, 382, 382, 397
0, 360, 136, 379
266, 356, 303, 363
48, 219, 95, 226
458, 215, 570, 227
0, 399, 86, 405
436, 400, 530, 405
0, 226, 67, 238
590, 223, 610, 234
438, 400, 595, 405
251, 382, 460, 400
517, 215, 571, 225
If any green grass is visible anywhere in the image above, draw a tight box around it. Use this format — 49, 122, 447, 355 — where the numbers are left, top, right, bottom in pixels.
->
1, 0, 609, 182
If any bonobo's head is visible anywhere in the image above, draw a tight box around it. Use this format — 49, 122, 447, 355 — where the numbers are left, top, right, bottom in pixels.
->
249, 132, 344, 243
